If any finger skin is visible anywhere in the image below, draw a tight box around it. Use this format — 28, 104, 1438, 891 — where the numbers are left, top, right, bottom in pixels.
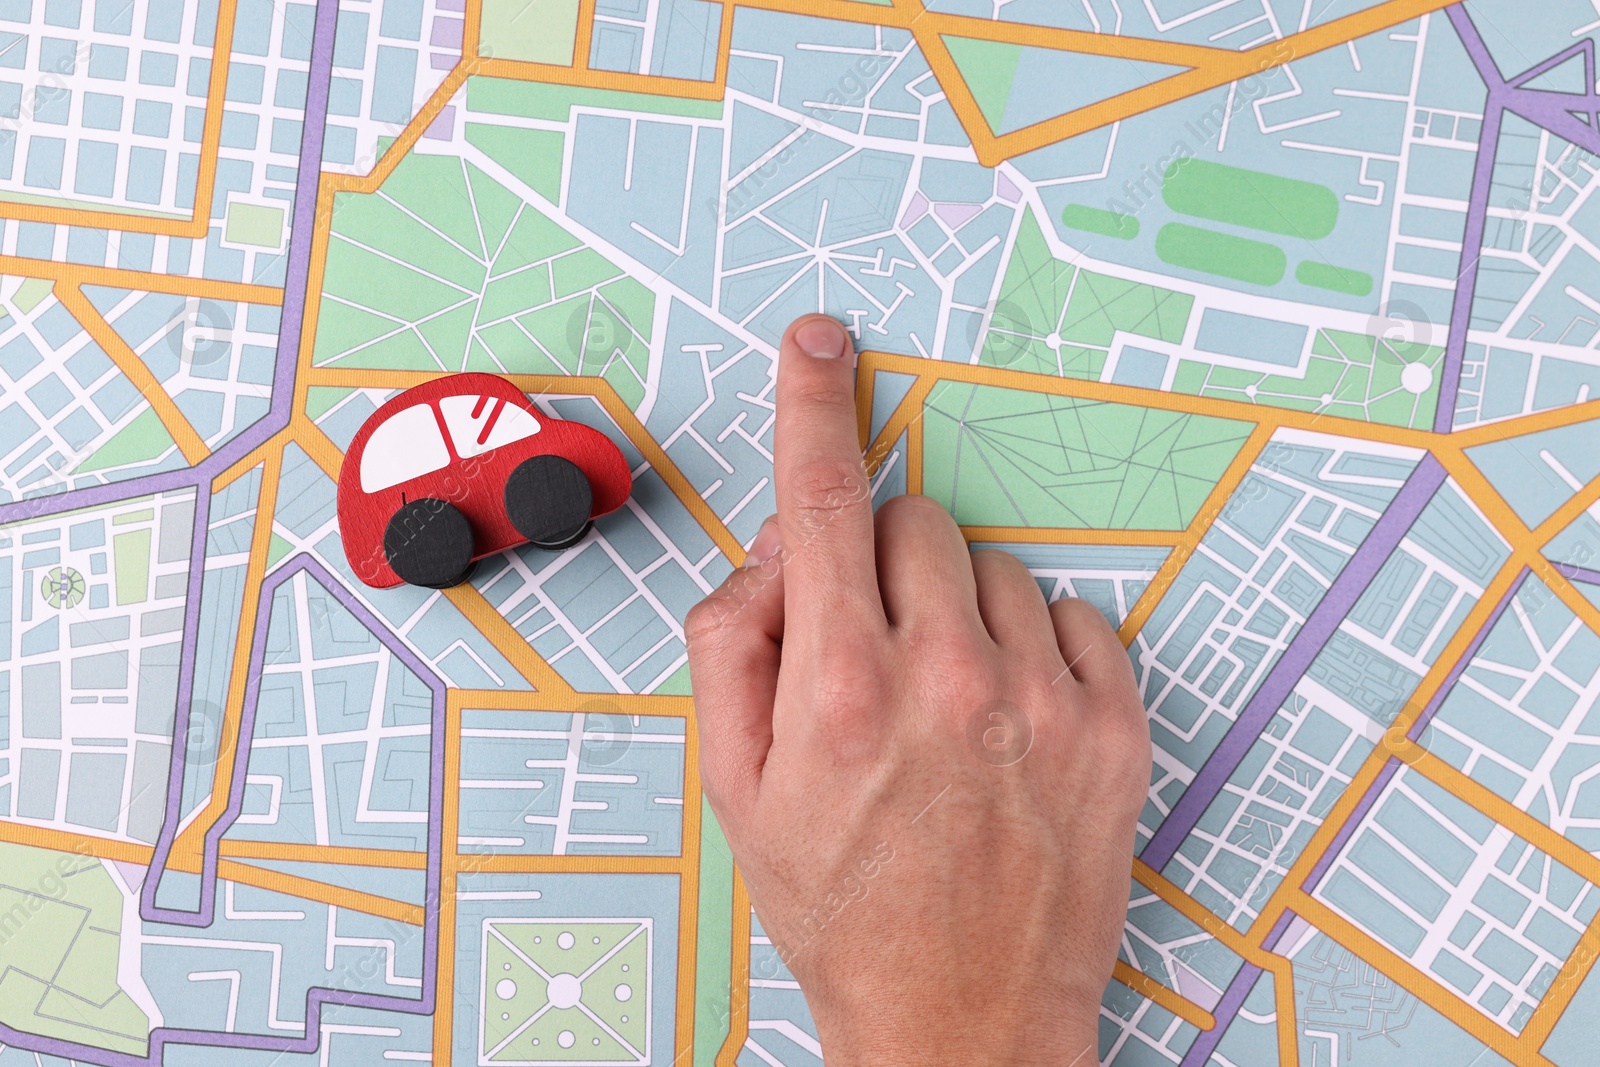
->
1048, 596, 1137, 692
873, 495, 984, 637
970, 549, 1059, 662
685, 518, 785, 822
772, 315, 884, 640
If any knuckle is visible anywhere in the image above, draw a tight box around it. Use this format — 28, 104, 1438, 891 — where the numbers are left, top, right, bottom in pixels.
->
881, 492, 950, 523
789, 375, 856, 412
684, 590, 741, 647
917, 640, 992, 709
788, 459, 869, 524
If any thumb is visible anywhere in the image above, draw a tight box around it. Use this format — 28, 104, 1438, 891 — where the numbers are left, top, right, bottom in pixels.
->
685, 516, 785, 825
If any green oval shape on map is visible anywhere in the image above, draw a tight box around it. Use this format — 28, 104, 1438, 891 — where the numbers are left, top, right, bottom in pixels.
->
1297, 260, 1374, 296
1061, 203, 1140, 240
1156, 223, 1287, 286
1162, 159, 1339, 239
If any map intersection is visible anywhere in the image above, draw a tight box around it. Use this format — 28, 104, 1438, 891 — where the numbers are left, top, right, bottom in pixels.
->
1, 0, 1600, 1064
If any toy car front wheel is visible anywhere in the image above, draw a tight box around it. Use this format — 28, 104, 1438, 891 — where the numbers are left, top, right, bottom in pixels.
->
505, 455, 593, 550
383, 498, 475, 588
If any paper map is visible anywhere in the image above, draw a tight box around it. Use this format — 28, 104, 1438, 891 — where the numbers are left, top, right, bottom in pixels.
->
1, 0, 1599, 1064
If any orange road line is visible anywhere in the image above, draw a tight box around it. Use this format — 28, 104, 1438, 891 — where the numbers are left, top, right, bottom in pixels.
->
1396, 739, 1600, 888
1113, 961, 1217, 1031
56, 282, 210, 466
1453, 400, 1600, 447
0, 822, 153, 864
1119, 423, 1275, 646
586, 386, 747, 564
288, 414, 348, 477
452, 688, 695, 717
0, 0, 240, 234
675, 706, 706, 1064
217, 840, 430, 869
861, 374, 933, 476
175, 443, 284, 860
1533, 556, 1600, 645
1130, 860, 1300, 1063
454, 854, 689, 874
715, 875, 753, 1067
1524, 909, 1600, 1049
188, 0, 241, 235
735, 0, 914, 29
1291, 891, 1557, 1067
854, 361, 877, 452
442, 581, 586, 695
713, 0, 736, 92
573, 0, 598, 69
0, 256, 283, 304
861, 350, 1438, 452
280, 416, 583, 696
213, 437, 281, 492
0, 199, 194, 235
963, 525, 1185, 547
435, 694, 464, 1064
1247, 554, 1528, 944
56, 288, 205, 462
914, 0, 1458, 166
217, 859, 426, 924
477, 56, 723, 100
924, 9, 1223, 66
331, 63, 475, 196
464, 0, 484, 57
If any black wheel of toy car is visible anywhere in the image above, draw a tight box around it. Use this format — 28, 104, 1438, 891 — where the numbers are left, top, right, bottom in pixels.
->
505, 455, 593, 550
383, 498, 475, 588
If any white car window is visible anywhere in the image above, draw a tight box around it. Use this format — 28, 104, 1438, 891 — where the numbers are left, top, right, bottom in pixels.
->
360, 403, 450, 492
439, 394, 541, 458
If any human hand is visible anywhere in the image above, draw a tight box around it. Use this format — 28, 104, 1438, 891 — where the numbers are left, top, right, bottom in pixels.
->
685, 314, 1152, 1066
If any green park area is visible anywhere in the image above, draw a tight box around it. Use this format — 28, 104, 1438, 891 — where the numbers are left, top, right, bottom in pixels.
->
1172, 327, 1445, 430
0, 843, 150, 1055
979, 210, 1193, 379
312, 94, 654, 408
921, 381, 1254, 530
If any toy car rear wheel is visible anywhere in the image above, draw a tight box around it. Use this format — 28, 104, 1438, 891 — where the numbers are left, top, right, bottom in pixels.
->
505, 455, 593, 550
383, 498, 475, 588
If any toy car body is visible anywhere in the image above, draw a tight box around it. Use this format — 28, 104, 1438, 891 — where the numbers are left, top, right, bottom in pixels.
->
337, 373, 631, 589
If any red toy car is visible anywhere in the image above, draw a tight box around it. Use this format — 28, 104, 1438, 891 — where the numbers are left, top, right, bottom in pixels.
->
337, 373, 632, 589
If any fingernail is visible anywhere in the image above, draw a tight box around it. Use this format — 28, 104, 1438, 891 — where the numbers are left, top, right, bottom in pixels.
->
795, 317, 845, 359
746, 516, 782, 566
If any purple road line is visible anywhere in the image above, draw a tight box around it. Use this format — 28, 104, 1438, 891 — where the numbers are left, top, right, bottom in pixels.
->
137, 0, 339, 924
1178, 912, 1299, 1066
3, 552, 444, 1064
1554, 562, 1600, 587
1142, 456, 1449, 871
1432, 100, 1502, 434
105, 554, 444, 1064
1509, 37, 1594, 89
1299, 571, 1528, 895
1446, 5, 1505, 85
1179, 963, 1263, 1066
0, 0, 335, 527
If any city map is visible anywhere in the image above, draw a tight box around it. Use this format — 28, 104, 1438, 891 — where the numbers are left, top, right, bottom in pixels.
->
1, 0, 1599, 1064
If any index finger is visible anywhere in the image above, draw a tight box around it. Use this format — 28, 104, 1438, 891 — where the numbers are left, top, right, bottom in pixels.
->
773, 315, 884, 634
